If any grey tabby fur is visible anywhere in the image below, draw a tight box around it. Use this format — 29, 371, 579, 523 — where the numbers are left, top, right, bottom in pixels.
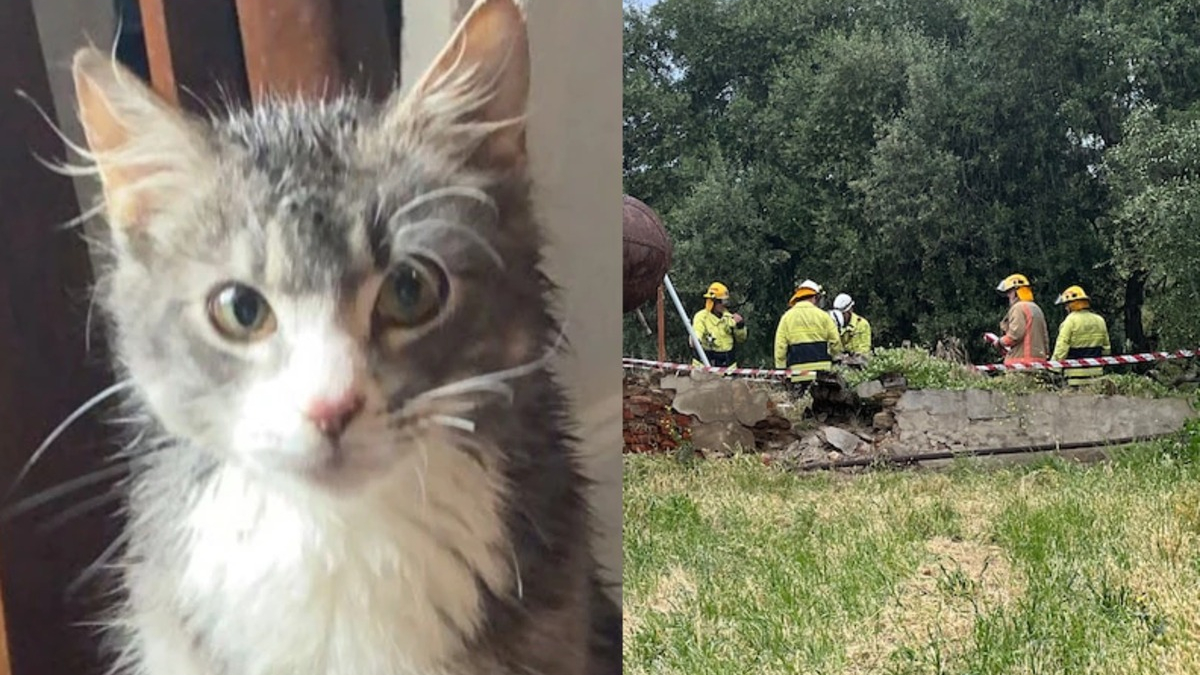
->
64, 0, 620, 673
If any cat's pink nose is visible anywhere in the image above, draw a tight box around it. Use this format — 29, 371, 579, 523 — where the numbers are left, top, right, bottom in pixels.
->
306, 392, 365, 438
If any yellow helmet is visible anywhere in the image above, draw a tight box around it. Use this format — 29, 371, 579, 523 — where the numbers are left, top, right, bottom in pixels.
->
1055, 285, 1090, 305
703, 282, 730, 301
996, 273, 1030, 293
789, 279, 823, 306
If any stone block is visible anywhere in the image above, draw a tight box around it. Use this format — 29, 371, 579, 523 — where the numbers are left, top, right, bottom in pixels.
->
690, 421, 756, 456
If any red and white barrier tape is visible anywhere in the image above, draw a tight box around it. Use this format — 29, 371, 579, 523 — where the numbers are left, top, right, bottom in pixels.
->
623, 348, 1198, 377
974, 349, 1197, 372
621, 357, 801, 378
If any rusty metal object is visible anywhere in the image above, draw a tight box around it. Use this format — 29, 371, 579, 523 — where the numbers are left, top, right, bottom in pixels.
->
623, 195, 673, 313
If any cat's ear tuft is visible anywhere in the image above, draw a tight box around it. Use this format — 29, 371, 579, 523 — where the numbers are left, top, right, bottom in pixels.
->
389, 0, 529, 172
72, 47, 211, 232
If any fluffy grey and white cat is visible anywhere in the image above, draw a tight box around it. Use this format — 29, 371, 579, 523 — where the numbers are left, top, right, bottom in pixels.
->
64, 0, 620, 673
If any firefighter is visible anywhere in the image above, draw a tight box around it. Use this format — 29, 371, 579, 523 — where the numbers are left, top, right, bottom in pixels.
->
690, 281, 747, 368
774, 279, 842, 392
832, 293, 872, 357
1052, 285, 1111, 386
995, 273, 1050, 365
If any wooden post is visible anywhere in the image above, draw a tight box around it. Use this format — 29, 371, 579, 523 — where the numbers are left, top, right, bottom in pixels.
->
657, 284, 667, 362
234, 0, 397, 103
234, 0, 341, 101
136, 0, 250, 113
0, 558, 8, 675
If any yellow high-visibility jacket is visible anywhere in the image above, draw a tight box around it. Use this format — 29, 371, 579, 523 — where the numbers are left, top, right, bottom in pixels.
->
841, 313, 872, 355
1052, 309, 1111, 384
774, 301, 842, 383
691, 309, 747, 368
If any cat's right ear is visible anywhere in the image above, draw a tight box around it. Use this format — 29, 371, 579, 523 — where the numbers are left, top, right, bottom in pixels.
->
382, 0, 529, 174
72, 47, 212, 234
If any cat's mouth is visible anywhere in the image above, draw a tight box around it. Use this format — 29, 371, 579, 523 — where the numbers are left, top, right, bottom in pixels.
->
249, 435, 392, 491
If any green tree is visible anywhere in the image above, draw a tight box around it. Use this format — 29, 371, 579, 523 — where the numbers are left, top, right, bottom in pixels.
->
623, 0, 1200, 365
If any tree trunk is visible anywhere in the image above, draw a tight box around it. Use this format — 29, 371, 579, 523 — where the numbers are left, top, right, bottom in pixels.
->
1123, 269, 1150, 353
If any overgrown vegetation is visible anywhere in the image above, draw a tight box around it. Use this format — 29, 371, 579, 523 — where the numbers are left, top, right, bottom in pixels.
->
842, 348, 1183, 398
624, 420, 1200, 674
623, 0, 1200, 365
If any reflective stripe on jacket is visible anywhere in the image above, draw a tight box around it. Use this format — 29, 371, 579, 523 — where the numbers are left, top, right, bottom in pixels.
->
1000, 300, 1049, 364
774, 301, 842, 382
841, 313, 872, 355
1052, 310, 1111, 384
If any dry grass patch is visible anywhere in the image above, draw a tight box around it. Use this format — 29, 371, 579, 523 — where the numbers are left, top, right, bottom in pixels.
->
844, 537, 1021, 673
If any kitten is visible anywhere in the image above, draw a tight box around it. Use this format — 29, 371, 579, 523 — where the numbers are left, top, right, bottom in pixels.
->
67, 0, 620, 673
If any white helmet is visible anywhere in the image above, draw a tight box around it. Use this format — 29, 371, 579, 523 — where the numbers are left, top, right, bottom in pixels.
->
829, 309, 846, 331
798, 279, 823, 295
789, 279, 824, 306
833, 293, 854, 312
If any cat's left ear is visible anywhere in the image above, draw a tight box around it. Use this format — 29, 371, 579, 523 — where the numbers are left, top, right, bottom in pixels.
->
72, 47, 214, 234
385, 0, 529, 173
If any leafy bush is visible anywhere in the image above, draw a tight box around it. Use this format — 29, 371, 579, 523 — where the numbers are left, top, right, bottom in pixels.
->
843, 348, 1187, 398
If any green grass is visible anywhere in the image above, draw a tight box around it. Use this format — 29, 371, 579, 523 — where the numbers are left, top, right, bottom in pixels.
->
623, 421, 1200, 674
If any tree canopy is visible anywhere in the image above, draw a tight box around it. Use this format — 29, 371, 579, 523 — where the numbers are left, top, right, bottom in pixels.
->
623, 0, 1200, 365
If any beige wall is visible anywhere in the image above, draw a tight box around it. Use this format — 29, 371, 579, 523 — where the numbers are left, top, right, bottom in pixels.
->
401, 0, 623, 596
521, 0, 623, 596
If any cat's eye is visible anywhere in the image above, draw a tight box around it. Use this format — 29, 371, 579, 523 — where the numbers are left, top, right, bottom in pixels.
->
374, 258, 448, 329
207, 283, 277, 342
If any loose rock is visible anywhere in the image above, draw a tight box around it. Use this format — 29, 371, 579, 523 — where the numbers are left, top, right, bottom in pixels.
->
821, 426, 862, 454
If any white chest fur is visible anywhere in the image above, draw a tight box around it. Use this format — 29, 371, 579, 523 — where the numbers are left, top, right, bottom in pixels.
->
163, 447, 512, 675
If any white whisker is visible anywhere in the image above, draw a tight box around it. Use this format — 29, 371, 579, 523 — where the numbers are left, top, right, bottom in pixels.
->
38, 490, 123, 533
56, 201, 107, 232
411, 327, 567, 406
429, 415, 476, 433
418, 378, 514, 405
6, 379, 135, 499
417, 441, 430, 517
391, 217, 505, 270
67, 526, 133, 598
512, 547, 524, 601
1, 463, 128, 521
15, 89, 99, 167
387, 185, 497, 223
84, 285, 102, 355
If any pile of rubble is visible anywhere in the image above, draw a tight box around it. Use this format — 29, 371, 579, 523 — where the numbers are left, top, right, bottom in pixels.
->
622, 370, 910, 464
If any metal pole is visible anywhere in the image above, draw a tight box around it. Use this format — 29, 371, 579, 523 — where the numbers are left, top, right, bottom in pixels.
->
656, 284, 666, 362
634, 308, 652, 336
796, 433, 1174, 471
663, 274, 710, 366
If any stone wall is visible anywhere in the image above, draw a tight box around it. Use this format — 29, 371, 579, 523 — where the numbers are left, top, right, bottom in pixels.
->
623, 369, 1197, 464
893, 389, 1196, 452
